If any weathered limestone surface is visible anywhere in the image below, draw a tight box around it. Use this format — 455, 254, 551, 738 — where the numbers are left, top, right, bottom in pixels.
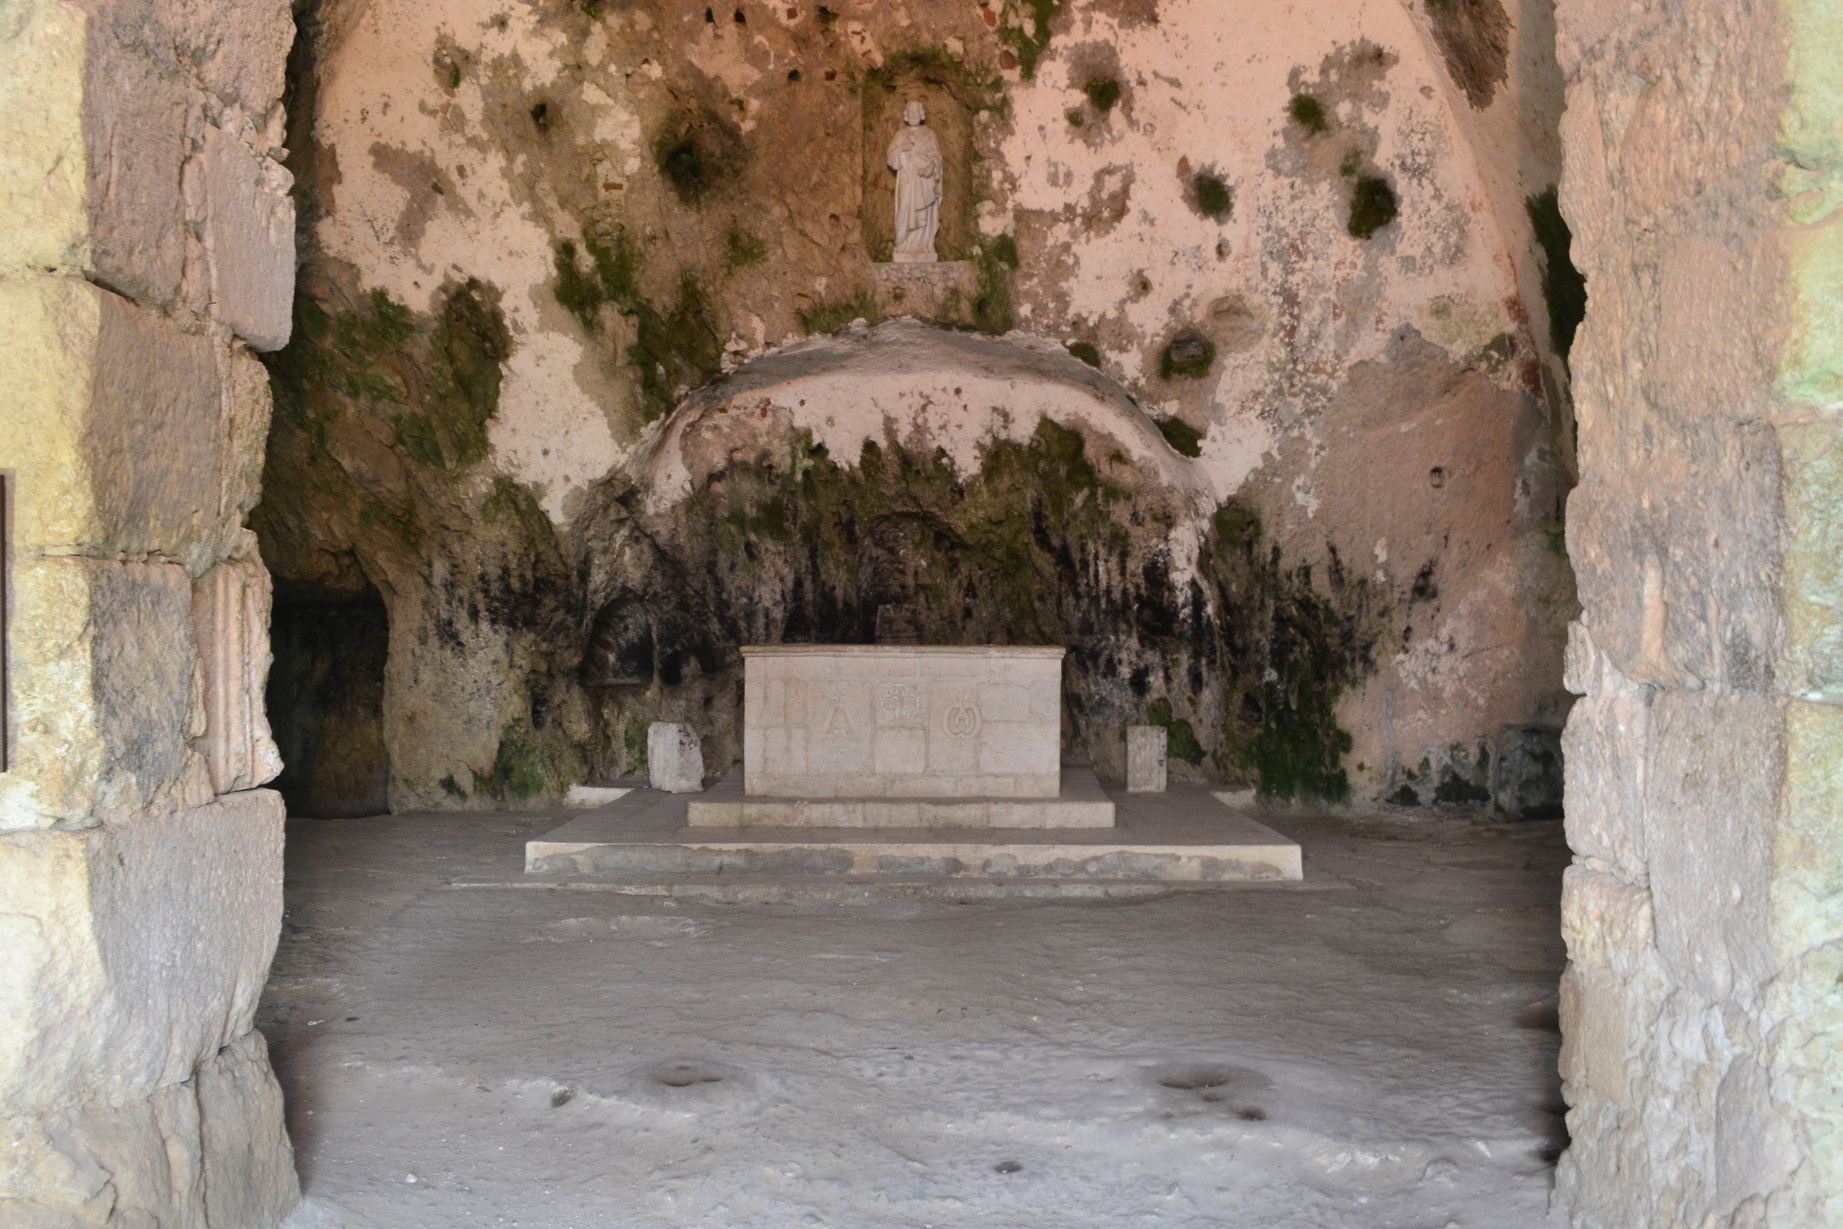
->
194, 122, 296, 352
0, 0, 295, 345
0, 0, 87, 272
0, 794, 295, 1226
0, 0, 299, 1222
0, 276, 275, 576
3, 1030, 295, 1229
0, 793, 286, 1110
1, 556, 214, 830
1552, 0, 1843, 1223
646, 722, 704, 795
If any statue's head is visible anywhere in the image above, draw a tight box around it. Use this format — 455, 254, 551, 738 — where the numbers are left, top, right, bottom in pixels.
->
903, 100, 927, 126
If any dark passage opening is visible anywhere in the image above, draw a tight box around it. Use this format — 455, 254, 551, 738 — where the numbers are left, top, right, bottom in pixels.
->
266, 581, 391, 817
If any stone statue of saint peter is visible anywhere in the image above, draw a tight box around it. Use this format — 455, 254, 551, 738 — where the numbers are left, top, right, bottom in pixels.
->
887, 100, 943, 263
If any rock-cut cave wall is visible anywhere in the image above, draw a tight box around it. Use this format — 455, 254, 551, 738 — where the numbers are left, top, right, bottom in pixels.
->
257, 0, 1581, 812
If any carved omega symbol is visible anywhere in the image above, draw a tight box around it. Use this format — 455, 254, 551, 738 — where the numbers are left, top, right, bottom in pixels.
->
941, 696, 982, 738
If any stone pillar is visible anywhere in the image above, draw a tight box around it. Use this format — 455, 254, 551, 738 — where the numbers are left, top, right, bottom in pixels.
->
0, 0, 300, 1223
1553, 1, 1842, 1225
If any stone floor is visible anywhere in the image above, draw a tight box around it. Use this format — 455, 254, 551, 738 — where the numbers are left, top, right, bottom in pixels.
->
265, 804, 1569, 1228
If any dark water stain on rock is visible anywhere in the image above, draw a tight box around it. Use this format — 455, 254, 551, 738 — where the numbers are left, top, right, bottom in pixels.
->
652, 104, 749, 205
259, 274, 593, 808
1525, 188, 1586, 363
575, 420, 1379, 797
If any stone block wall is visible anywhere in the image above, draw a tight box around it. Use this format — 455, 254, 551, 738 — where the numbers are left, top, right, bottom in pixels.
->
1552, 0, 1843, 1224
0, 0, 300, 1224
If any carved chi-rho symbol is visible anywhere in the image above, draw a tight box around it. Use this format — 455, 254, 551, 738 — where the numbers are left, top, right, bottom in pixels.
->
942, 697, 982, 738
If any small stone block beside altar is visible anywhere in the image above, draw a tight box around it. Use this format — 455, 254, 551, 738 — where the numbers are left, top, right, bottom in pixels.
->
741, 645, 1065, 800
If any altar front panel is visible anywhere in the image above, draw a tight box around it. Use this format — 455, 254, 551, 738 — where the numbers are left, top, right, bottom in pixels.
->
741, 646, 1063, 798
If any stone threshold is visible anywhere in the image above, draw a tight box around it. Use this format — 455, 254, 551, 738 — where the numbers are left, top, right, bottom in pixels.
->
686, 767, 1115, 829
524, 781, 1302, 883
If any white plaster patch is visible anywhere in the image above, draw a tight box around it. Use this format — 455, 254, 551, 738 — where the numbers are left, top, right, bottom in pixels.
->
489, 330, 620, 524
640, 322, 1213, 521
311, 0, 636, 524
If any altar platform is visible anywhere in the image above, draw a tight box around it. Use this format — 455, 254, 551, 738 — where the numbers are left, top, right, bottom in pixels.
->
523, 778, 1301, 887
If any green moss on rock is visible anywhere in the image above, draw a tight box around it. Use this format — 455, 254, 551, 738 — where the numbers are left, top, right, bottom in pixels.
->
1146, 698, 1206, 766
725, 224, 769, 270
1156, 416, 1204, 458
1207, 503, 1371, 803
1349, 174, 1399, 240
478, 720, 560, 802
1160, 334, 1216, 380
1083, 77, 1122, 113
997, 0, 1066, 80
969, 235, 1019, 335
1289, 93, 1329, 135
799, 290, 880, 335
555, 235, 722, 418
1194, 173, 1233, 222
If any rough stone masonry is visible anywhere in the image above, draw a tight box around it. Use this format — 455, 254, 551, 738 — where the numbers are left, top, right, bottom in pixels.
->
1550, 0, 1843, 1224
0, 0, 301, 1222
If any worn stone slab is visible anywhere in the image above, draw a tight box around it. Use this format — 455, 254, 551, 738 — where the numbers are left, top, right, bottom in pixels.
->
0, 557, 214, 829
196, 123, 295, 351
527, 782, 1301, 883
871, 259, 977, 318
84, 23, 190, 306
742, 645, 1065, 799
458, 873, 1344, 903
0, 276, 265, 574
1127, 725, 1167, 793
687, 766, 1115, 828
0, 0, 87, 272
565, 785, 632, 808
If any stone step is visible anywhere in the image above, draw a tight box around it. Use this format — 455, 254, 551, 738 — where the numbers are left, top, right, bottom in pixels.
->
524, 781, 1301, 884
450, 874, 1344, 903
684, 767, 1115, 829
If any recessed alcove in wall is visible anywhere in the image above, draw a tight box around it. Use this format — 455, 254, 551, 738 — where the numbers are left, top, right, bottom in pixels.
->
860, 60, 983, 264
266, 581, 391, 818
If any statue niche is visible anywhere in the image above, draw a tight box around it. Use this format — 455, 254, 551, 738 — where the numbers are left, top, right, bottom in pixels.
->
861, 78, 972, 265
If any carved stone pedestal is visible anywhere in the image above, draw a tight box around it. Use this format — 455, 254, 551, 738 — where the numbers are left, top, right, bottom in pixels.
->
872, 260, 977, 319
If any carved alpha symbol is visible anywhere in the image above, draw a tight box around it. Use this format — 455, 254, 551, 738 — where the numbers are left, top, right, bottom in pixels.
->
824, 704, 854, 738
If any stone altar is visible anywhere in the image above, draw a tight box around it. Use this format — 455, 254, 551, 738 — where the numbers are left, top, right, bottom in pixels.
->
692, 645, 1115, 828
